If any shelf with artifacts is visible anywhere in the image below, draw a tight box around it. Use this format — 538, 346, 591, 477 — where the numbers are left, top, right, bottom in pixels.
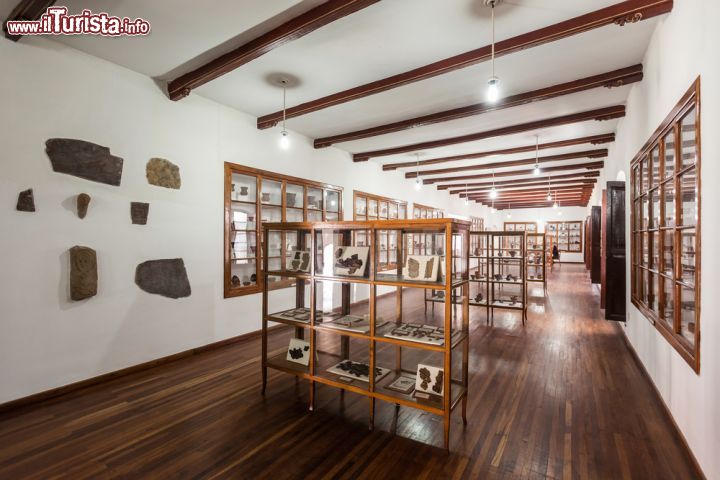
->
468, 231, 528, 325
526, 233, 547, 295
261, 219, 470, 450
545, 221, 583, 253
224, 162, 343, 298
504, 221, 538, 233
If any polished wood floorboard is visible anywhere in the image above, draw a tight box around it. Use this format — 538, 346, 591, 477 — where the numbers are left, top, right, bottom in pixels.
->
0, 265, 701, 479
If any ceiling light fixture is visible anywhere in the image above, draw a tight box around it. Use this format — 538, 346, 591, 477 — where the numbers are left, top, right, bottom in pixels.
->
278, 78, 290, 150
489, 169, 498, 199
533, 134, 541, 175
486, 0, 501, 103
546, 176, 552, 201
553, 191, 559, 209
464, 183, 470, 205
414, 153, 422, 191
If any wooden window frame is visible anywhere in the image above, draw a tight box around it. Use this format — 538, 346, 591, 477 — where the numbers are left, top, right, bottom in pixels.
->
224, 162, 343, 298
630, 77, 701, 373
544, 221, 583, 252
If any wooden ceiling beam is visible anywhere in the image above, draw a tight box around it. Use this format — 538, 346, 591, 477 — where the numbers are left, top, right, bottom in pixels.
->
3, 0, 56, 41
462, 184, 595, 197
489, 202, 588, 209
437, 171, 600, 190
422, 160, 604, 185
382, 134, 614, 171
471, 190, 593, 201
352, 106, 625, 161
166, 0, 380, 101
315, 66, 641, 147
452, 179, 597, 195
256, 0, 671, 129
405, 149, 606, 178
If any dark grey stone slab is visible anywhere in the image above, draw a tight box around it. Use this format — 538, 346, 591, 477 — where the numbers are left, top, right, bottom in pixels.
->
46, 139, 123, 186
77, 193, 91, 219
146, 158, 181, 189
135, 259, 191, 299
70, 246, 97, 301
131, 202, 149, 225
16, 189, 35, 212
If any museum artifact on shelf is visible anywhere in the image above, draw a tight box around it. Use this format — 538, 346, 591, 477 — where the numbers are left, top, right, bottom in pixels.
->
261, 218, 470, 451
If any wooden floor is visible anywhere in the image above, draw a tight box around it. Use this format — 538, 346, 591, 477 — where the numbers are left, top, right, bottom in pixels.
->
0, 265, 702, 479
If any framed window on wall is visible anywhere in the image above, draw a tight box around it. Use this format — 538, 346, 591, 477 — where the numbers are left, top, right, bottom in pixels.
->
224, 162, 343, 298
630, 77, 701, 372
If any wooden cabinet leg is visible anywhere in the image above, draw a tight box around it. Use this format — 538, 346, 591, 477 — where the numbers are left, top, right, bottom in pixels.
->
369, 397, 375, 431
261, 365, 267, 395
309, 380, 315, 412
462, 396, 468, 425
443, 415, 450, 452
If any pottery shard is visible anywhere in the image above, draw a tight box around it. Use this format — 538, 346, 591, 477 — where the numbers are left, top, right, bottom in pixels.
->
135, 259, 191, 299
16, 189, 36, 212
146, 158, 181, 189
131, 202, 149, 225
77, 193, 91, 219
46, 138, 123, 186
70, 246, 98, 301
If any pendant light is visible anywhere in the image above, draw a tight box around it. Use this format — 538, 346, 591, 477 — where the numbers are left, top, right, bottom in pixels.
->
278, 79, 290, 150
486, 0, 501, 102
533, 134, 541, 175
464, 183, 470, 205
553, 191, 559, 210
491, 201, 497, 214
414, 153, 422, 191
489, 170, 498, 199
546, 176, 552, 201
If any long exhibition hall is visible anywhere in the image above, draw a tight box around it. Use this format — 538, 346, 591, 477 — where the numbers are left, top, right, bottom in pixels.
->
0, 1, 717, 478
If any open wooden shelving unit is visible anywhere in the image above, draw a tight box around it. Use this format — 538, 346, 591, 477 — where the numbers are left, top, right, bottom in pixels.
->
261, 219, 470, 450
468, 231, 528, 325
526, 233, 547, 295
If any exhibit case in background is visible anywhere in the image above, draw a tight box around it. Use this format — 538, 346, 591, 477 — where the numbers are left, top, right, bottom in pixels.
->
261, 219, 470, 450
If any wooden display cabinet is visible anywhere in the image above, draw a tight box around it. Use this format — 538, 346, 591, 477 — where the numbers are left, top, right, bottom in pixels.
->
469, 231, 528, 325
545, 221, 583, 252
504, 221, 538, 233
260, 219, 470, 450
224, 162, 343, 298
526, 233, 547, 295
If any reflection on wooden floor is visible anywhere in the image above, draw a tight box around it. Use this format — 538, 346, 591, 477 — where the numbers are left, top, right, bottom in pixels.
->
0, 265, 702, 479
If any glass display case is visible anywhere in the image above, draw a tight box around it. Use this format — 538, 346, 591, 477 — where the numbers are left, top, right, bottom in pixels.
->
630, 78, 700, 372
224, 163, 343, 298
261, 219, 470, 451
504, 221, 538, 233
545, 221, 583, 252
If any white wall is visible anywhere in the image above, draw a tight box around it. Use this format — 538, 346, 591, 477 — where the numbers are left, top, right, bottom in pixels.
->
487, 205, 588, 262
594, 0, 720, 477
0, 37, 487, 404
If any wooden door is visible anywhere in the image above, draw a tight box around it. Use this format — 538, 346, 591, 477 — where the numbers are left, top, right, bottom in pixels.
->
590, 206, 601, 284
604, 182, 626, 321
601, 190, 607, 308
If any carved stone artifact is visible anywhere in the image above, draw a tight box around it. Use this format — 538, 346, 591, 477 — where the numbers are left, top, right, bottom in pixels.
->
16, 189, 35, 212
135, 258, 191, 299
77, 193, 91, 219
70, 246, 97, 301
146, 158, 181, 189
131, 202, 149, 225
46, 139, 123, 186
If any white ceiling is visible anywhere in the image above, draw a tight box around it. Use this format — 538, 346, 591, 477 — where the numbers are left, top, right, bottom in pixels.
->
3, 0, 662, 205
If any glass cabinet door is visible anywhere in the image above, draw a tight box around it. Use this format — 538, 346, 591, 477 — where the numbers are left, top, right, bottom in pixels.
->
325, 190, 340, 221
307, 187, 323, 221
286, 183, 305, 222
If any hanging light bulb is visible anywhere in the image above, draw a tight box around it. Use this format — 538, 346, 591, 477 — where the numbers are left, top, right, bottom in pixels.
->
546, 176, 552, 201
486, 0, 501, 102
464, 183, 470, 205
553, 191, 558, 210
278, 79, 290, 150
414, 153, 422, 191
533, 134, 541, 175
489, 169, 498, 199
